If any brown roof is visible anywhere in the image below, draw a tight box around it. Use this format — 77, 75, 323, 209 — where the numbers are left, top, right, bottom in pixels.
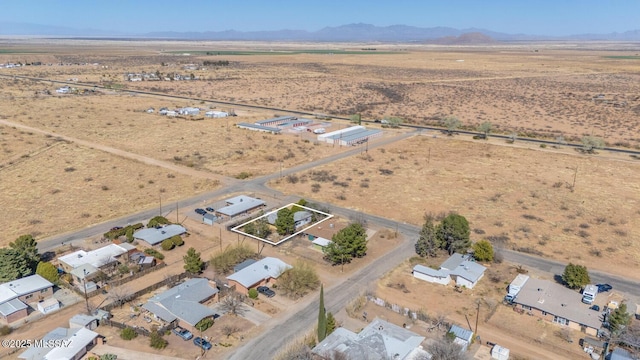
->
303, 220, 348, 240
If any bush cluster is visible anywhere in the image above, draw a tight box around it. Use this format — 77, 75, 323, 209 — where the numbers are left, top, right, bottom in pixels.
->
144, 248, 165, 260
104, 223, 143, 240
210, 245, 255, 274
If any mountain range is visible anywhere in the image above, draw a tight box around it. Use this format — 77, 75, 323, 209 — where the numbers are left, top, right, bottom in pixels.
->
2, 22, 640, 42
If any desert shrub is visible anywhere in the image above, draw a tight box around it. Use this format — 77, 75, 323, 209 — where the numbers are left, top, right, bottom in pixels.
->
235, 172, 251, 179
120, 327, 137, 340
0, 325, 12, 336
472, 240, 494, 262
149, 331, 167, 349
311, 183, 321, 193
276, 261, 321, 300
210, 245, 256, 274
195, 317, 214, 332
144, 248, 165, 260
171, 235, 184, 246
248, 288, 259, 299
104, 223, 143, 240
161, 239, 175, 251
147, 216, 170, 228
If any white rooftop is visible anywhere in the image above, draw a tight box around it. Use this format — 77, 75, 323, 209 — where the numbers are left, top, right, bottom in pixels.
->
134, 224, 187, 246
226, 257, 291, 288
0, 275, 53, 304
58, 243, 131, 269
19, 326, 98, 360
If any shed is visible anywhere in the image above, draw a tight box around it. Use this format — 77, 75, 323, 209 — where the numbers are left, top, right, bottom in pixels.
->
449, 324, 474, 352
69, 313, 98, 330
203, 213, 217, 225
36, 297, 60, 314
491, 344, 510, 360
312, 237, 332, 251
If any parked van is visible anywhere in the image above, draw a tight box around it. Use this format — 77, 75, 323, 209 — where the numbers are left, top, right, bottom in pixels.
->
582, 284, 598, 304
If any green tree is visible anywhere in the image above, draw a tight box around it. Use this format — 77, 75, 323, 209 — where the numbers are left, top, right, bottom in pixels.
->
581, 136, 605, 154
243, 221, 256, 236
477, 121, 493, 138
254, 218, 271, 238
125, 227, 134, 242
248, 288, 259, 299
609, 303, 632, 334
442, 115, 461, 135
276, 261, 320, 300
317, 284, 327, 342
36, 261, 59, 284
324, 223, 367, 265
350, 114, 362, 125
415, 216, 438, 257
120, 327, 137, 340
10, 234, 40, 273
472, 240, 494, 262
183, 247, 204, 274
275, 208, 295, 235
149, 330, 168, 349
436, 214, 471, 255
161, 239, 175, 251
0, 248, 31, 282
171, 235, 184, 246
561, 263, 590, 289
326, 312, 336, 336
147, 216, 170, 228
195, 317, 214, 331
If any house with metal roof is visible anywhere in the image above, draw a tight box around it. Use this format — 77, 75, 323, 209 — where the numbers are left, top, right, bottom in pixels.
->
413, 253, 486, 289
18, 326, 99, 360
0, 275, 54, 323
226, 257, 291, 295
58, 243, 135, 273
513, 277, 602, 336
412, 265, 451, 286
133, 224, 187, 246
142, 278, 218, 330
317, 126, 383, 146
312, 318, 427, 360
215, 195, 265, 218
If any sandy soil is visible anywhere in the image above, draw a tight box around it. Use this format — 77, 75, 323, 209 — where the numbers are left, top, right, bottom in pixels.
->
271, 133, 640, 279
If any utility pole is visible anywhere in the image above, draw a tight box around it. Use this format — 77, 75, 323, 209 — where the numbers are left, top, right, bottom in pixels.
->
475, 301, 480, 336
571, 166, 578, 192
83, 269, 90, 314
159, 193, 162, 216
176, 202, 179, 223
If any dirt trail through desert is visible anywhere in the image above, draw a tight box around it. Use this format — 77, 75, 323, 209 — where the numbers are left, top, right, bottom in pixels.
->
0, 119, 229, 184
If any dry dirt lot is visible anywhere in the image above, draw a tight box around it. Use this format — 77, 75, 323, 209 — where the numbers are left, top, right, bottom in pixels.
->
0, 136, 218, 245
271, 134, 640, 279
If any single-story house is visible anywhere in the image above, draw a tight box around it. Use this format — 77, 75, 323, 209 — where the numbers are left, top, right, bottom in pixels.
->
133, 224, 187, 246
303, 221, 347, 243
69, 263, 101, 284
312, 318, 427, 360
0, 275, 54, 323
18, 326, 99, 360
58, 243, 136, 273
205, 110, 229, 118
413, 253, 486, 289
412, 265, 451, 286
312, 237, 332, 251
177, 107, 200, 115
294, 211, 313, 228
513, 277, 602, 336
610, 347, 636, 360
143, 278, 218, 330
215, 195, 265, 219
449, 324, 474, 352
226, 257, 291, 295
234, 259, 257, 273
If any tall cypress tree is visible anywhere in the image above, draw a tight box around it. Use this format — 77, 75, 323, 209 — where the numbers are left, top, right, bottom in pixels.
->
317, 284, 327, 342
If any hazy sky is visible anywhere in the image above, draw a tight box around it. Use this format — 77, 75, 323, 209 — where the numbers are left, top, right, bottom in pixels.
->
2, 0, 638, 35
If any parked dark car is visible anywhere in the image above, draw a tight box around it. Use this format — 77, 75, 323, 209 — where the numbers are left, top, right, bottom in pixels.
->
110, 226, 123, 231
205, 207, 215, 212
173, 326, 193, 340
195, 208, 207, 215
193, 337, 212, 350
257, 286, 275, 298
596, 284, 612, 293
590, 305, 600, 312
